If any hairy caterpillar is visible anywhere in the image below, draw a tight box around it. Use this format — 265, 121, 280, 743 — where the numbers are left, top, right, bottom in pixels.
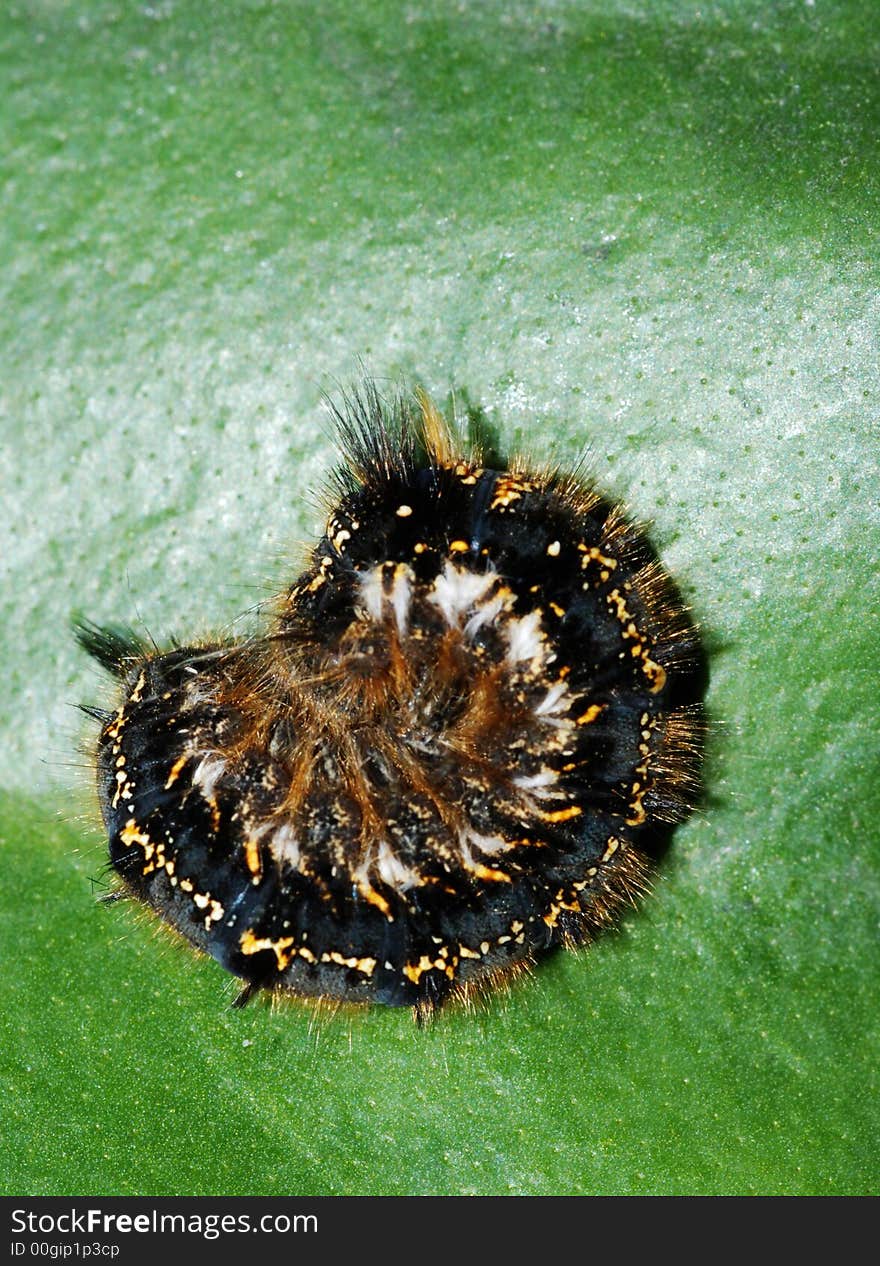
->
77, 386, 705, 1020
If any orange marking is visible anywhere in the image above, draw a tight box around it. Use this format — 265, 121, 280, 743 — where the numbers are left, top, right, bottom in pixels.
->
164, 755, 188, 789
358, 881, 393, 920
579, 545, 618, 571
240, 929, 295, 971
403, 954, 436, 984
643, 658, 667, 693
576, 703, 606, 725
537, 805, 583, 823
471, 863, 512, 883
602, 836, 622, 861
542, 904, 560, 928
244, 837, 262, 880
120, 820, 153, 858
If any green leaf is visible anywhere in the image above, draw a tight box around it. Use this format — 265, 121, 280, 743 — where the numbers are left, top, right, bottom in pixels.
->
1, 0, 877, 1196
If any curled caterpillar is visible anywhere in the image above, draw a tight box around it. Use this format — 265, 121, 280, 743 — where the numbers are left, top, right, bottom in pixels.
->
77, 385, 706, 1020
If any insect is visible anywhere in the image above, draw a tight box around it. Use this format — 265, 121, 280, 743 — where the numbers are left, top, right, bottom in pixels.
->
77, 385, 706, 1020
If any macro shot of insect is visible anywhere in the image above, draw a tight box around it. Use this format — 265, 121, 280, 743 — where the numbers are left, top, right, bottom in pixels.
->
77, 384, 706, 1020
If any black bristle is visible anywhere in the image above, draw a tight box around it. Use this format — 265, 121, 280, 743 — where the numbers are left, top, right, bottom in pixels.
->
78, 704, 114, 724
325, 381, 423, 494
73, 619, 149, 677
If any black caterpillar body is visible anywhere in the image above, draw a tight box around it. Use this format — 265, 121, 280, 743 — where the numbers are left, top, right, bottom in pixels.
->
78, 388, 705, 1019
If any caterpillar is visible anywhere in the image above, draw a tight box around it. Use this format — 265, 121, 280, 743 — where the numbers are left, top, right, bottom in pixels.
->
77, 385, 706, 1020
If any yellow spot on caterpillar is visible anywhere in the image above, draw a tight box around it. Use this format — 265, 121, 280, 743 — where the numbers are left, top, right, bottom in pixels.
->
396, 505, 413, 517
240, 929, 295, 971
626, 797, 648, 826
120, 819, 152, 855
577, 703, 606, 725
547, 540, 561, 557
579, 545, 618, 571
490, 476, 535, 510
164, 755, 188, 789
602, 836, 622, 862
537, 805, 583, 823
325, 951, 377, 975
193, 892, 224, 924
643, 657, 667, 693
128, 671, 146, 704
111, 769, 133, 808
403, 955, 437, 984
607, 588, 633, 623
471, 863, 512, 883
244, 836, 262, 880
358, 880, 393, 920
